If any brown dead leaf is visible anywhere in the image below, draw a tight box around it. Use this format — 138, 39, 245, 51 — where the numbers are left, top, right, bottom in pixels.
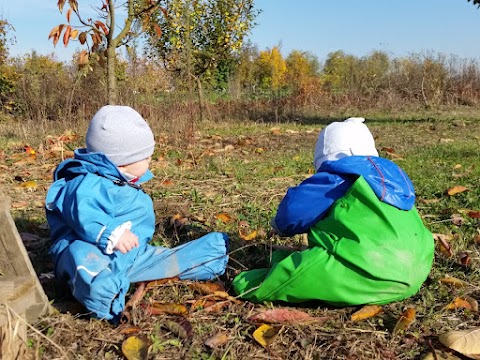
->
434, 233, 454, 257
270, 127, 281, 135
203, 300, 232, 313
468, 211, 480, 219
351, 305, 383, 322
439, 327, 480, 359
439, 276, 469, 287
188, 281, 225, 295
393, 307, 415, 335
119, 325, 142, 335
161, 179, 174, 186
163, 319, 193, 339
143, 302, 188, 316
458, 251, 471, 266
446, 185, 469, 196
121, 335, 150, 360
125, 282, 147, 310
446, 297, 477, 312
252, 324, 281, 348
204, 332, 229, 348
247, 308, 325, 325
145, 276, 180, 290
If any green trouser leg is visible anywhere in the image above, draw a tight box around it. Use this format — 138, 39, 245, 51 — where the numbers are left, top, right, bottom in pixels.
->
232, 246, 418, 306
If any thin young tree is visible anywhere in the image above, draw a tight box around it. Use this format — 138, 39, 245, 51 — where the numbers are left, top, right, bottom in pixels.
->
49, 0, 166, 104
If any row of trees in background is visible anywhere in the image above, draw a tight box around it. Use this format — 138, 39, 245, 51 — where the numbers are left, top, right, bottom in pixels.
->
2, 9, 480, 124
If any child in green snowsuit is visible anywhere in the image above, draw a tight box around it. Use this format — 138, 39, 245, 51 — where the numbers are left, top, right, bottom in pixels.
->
233, 117, 434, 306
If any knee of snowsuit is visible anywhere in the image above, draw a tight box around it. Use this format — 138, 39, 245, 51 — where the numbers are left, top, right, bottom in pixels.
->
55, 232, 229, 321
233, 176, 434, 305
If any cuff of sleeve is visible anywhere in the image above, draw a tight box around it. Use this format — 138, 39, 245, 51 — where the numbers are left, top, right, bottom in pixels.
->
270, 218, 287, 237
105, 221, 132, 254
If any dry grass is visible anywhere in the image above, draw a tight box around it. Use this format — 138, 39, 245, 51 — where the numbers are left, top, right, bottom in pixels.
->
0, 113, 479, 359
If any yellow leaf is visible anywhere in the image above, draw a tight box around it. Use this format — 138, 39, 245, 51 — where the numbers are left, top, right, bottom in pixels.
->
145, 302, 188, 316
393, 307, 415, 335
16, 180, 38, 191
351, 305, 383, 322
446, 185, 469, 196
70, 29, 79, 40
439, 327, 480, 359
239, 229, 257, 241
252, 324, 280, 348
215, 213, 234, 223
121, 335, 149, 360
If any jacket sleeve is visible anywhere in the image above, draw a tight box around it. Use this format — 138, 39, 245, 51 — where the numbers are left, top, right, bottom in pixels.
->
49, 174, 127, 252
272, 172, 353, 237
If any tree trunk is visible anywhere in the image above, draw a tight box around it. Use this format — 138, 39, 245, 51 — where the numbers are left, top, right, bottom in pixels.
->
107, 46, 117, 105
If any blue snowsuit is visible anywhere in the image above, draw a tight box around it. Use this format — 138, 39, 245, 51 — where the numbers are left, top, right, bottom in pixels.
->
46, 149, 229, 321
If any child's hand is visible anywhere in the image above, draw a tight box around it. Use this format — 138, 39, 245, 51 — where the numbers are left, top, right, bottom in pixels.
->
115, 229, 139, 254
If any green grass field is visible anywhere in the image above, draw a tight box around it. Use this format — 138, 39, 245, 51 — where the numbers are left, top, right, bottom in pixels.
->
1, 115, 479, 359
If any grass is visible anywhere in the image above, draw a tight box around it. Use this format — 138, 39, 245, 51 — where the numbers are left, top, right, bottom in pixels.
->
0, 113, 479, 359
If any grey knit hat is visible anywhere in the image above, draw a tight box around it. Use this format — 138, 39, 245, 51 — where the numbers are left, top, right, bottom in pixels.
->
86, 105, 155, 166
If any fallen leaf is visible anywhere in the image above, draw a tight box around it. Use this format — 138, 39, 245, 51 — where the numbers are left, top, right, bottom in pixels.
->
215, 213, 234, 223
446, 185, 469, 196
468, 211, 480, 219
458, 252, 471, 266
439, 327, 480, 359
16, 180, 38, 191
125, 282, 147, 310
163, 319, 193, 339
119, 326, 142, 335
238, 221, 257, 241
393, 307, 415, 335
351, 305, 383, 322
203, 300, 232, 313
270, 127, 281, 135
434, 233, 454, 257
439, 276, 468, 287
121, 335, 149, 360
421, 198, 440, 204
145, 277, 180, 290
252, 324, 281, 348
204, 332, 229, 348
247, 308, 325, 325
144, 302, 188, 316
188, 281, 225, 295
446, 297, 477, 312
161, 179, 174, 186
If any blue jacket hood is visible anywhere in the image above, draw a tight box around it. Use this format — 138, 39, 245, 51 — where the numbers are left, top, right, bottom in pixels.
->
319, 156, 415, 211
55, 148, 153, 184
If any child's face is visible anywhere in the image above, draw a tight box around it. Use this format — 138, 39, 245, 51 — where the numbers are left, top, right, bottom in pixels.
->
119, 157, 151, 178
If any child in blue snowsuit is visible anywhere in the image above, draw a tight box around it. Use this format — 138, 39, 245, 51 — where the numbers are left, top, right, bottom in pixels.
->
46, 105, 229, 321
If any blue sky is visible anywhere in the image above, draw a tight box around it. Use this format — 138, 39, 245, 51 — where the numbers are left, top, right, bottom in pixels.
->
2, 0, 480, 63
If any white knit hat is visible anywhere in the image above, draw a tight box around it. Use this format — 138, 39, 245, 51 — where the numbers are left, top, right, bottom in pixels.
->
313, 117, 378, 171
86, 105, 155, 166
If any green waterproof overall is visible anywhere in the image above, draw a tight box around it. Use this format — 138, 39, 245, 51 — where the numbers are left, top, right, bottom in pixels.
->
233, 176, 434, 305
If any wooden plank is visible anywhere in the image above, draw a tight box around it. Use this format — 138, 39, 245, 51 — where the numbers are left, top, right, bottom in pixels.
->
0, 197, 34, 277
0, 196, 51, 324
